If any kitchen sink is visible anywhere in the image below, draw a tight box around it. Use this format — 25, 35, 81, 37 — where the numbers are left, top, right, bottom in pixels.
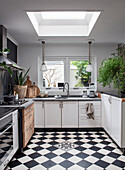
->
54, 95, 68, 100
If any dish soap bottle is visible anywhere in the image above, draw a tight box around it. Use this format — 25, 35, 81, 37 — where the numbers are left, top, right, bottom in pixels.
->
15, 93, 18, 100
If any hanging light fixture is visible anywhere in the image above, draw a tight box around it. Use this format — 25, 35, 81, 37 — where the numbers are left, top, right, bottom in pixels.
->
86, 41, 93, 72
41, 40, 47, 72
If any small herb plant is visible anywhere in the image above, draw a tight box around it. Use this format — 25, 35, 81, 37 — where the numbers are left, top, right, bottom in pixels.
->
3, 48, 10, 52
0, 48, 10, 54
14, 68, 30, 85
97, 45, 125, 91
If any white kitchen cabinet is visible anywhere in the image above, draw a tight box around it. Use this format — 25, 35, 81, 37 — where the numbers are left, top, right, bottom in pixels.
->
13, 110, 19, 154
101, 94, 111, 134
34, 101, 44, 128
110, 96, 122, 146
101, 94, 125, 148
62, 101, 78, 128
45, 101, 61, 128
79, 101, 101, 127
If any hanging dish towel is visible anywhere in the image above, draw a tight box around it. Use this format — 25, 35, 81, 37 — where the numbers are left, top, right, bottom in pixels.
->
86, 103, 94, 120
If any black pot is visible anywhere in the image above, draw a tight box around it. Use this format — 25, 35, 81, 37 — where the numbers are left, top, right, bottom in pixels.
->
4, 95, 15, 104
121, 91, 125, 97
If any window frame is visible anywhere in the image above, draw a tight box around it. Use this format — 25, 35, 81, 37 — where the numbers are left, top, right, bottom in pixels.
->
40, 56, 97, 91
68, 56, 97, 89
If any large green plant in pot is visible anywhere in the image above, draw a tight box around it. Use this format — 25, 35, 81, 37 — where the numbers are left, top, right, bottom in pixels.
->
97, 45, 125, 92
13, 68, 30, 99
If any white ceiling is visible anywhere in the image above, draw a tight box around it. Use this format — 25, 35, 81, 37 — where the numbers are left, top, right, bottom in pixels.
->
0, 0, 125, 44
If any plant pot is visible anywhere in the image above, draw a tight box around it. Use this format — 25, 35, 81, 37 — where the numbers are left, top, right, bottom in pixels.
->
3, 51, 9, 55
13, 85, 27, 99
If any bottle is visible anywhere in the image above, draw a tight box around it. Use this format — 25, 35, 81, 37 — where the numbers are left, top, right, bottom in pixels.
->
15, 93, 18, 100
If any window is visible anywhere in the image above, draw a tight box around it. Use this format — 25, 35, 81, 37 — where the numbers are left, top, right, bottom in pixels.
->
70, 60, 91, 88
43, 61, 64, 88
40, 56, 96, 91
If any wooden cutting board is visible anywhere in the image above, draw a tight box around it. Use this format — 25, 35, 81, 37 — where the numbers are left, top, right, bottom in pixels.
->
33, 82, 40, 96
25, 75, 32, 87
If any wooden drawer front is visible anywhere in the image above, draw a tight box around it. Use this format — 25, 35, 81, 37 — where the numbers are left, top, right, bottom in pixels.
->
23, 104, 34, 117
22, 104, 34, 148
23, 121, 34, 148
23, 110, 34, 132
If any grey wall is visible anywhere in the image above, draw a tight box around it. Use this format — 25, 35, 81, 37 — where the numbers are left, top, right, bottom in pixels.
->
18, 43, 117, 91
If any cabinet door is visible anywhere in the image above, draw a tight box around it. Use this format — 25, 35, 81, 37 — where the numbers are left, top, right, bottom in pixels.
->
79, 101, 101, 127
34, 101, 44, 128
101, 94, 111, 134
13, 110, 19, 153
62, 101, 78, 128
45, 101, 61, 128
111, 96, 122, 147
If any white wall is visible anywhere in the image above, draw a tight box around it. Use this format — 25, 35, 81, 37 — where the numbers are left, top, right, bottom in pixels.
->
18, 43, 117, 91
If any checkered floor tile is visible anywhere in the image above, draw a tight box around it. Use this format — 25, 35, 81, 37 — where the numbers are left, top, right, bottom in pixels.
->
6, 130, 125, 169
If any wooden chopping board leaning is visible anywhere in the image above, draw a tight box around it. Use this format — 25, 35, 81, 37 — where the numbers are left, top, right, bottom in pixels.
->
25, 76, 40, 98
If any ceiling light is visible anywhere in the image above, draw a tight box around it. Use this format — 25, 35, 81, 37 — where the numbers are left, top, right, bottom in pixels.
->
86, 41, 94, 72
40, 41, 47, 72
41, 12, 86, 20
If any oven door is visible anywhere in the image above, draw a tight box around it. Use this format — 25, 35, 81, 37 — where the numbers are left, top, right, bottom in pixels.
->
0, 113, 13, 168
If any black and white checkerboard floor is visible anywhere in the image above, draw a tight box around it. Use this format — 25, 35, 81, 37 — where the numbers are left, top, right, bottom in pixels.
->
6, 130, 125, 169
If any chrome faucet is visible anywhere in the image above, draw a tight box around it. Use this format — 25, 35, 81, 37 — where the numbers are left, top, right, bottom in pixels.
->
63, 82, 69, 97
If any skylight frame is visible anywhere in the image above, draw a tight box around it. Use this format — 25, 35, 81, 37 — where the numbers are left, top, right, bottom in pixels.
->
41, 11, 86, 20
27, 11, 101, 37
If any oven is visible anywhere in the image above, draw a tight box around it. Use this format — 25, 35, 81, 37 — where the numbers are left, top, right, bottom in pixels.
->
0, 109, 19, 170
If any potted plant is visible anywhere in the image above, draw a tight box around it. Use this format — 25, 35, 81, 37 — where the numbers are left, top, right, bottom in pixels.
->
13, 68, 30, 99
97, 44, 125, 95
0, 48, 10, 55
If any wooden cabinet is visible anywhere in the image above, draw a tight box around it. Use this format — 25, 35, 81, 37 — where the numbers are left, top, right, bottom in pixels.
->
79, 101, 101, 127
34, 101, 44, 128
45, 101, 61, 128
22, 103, 34, 148
62, 101, 78, 128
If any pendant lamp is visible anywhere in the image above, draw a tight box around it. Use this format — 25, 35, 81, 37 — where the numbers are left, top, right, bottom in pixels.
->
41, 41, 47, 72
86, 41, 93, 72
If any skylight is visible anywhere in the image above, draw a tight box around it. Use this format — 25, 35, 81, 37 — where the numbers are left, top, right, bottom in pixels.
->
27, 11, 101, 36
41, 12, 86, 20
